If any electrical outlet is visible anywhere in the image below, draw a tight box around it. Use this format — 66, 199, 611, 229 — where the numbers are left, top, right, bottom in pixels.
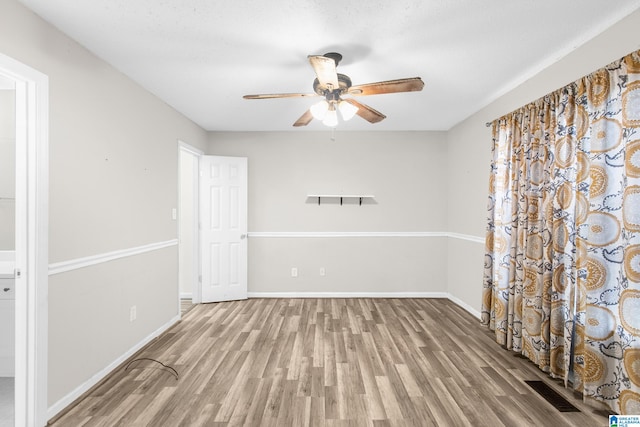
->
130, 305, 137, 322
291, 267, 298, 277
320, 268, 326, 276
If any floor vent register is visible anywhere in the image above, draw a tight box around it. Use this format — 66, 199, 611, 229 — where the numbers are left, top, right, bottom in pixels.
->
524, 380, 580, 412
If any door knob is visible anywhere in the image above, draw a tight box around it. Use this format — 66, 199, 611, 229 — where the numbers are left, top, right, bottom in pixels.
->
240, 234, 247, 239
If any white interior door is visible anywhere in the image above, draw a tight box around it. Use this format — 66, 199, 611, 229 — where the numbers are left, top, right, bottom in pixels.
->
200, 155, 248, 303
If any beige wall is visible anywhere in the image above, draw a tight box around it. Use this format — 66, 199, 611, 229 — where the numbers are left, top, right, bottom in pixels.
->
0, 0, 208, 409
209, 131, 448, 294
247, 237, 447, 294
446, 8, 640, 312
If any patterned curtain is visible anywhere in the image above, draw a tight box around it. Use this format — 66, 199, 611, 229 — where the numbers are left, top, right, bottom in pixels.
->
482, 50, 640, 415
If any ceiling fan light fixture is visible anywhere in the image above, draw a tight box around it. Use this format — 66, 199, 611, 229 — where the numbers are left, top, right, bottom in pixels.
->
339, 100, 358, 121
322, 104, 338, 127
310, 100, 329, 120
242, 52, 424, 127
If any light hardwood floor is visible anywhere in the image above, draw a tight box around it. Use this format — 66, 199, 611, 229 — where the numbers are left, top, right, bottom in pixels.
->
50, 298, 610, 426
181, 299, 194, 316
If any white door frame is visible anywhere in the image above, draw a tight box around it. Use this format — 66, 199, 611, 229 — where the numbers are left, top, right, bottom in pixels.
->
0, 52, 49, 427
178, 141, 202, 305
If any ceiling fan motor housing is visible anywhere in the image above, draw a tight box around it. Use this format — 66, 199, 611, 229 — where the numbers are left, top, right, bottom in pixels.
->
313, 73, 352, 99
323, 52, 343, 65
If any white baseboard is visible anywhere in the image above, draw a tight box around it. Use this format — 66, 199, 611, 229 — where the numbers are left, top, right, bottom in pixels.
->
247, 231, 484, 241
446, 293, 481, 319
248, 291, 449, 299
47, 314, 180, 420
179, 292, 193, 299
248, 291, 480, 319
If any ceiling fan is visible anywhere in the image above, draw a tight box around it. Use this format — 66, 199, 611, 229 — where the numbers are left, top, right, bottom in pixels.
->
243, 52, 424, 127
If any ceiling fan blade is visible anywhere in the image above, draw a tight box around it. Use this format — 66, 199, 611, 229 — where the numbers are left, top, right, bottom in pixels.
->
293, 109, 314, 127
243, 93, 317, 99
308, 55, 340, 91
348, 77, 424, 96
344, 98, 386, 123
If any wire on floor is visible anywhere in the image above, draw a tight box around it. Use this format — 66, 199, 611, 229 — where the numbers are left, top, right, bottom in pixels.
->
124, 358, 179, 380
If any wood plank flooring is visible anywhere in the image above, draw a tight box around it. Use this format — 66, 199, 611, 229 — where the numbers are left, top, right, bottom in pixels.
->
181, 299, 194, 316
49, 298, 610, 426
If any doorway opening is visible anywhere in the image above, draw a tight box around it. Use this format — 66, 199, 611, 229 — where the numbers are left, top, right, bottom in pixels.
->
178, 141, 202, 315
0, 52, 49, 427
0, 71, 16, 427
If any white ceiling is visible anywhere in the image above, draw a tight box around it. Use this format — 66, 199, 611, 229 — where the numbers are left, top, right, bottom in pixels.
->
17, 0, 640, 131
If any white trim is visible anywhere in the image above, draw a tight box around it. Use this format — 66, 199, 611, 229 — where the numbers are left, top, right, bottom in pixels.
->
178, 140, 203, 156
447, 232, 485, 244
248, 292, 450, 299
47, 314, 180, 420
180, 292, 193, 299
178, 142, 201, 305
248, 231, 449, 238
447, 294, 482, 319
0, 51, 50, 427
248, 292, 481, 319
48, 239, 178, 276
247, 231, 485, 242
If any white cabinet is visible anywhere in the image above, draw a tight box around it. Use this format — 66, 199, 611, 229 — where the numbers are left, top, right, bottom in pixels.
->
0, 277, 14, 377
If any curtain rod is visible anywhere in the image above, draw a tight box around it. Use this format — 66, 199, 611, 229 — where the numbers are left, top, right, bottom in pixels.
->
487, 118, 508, 127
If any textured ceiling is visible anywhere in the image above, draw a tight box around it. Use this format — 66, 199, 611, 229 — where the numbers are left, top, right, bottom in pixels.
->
17, 0, 640, 131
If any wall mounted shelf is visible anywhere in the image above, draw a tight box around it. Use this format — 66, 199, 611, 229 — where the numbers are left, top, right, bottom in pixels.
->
307, 194, 375, 206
